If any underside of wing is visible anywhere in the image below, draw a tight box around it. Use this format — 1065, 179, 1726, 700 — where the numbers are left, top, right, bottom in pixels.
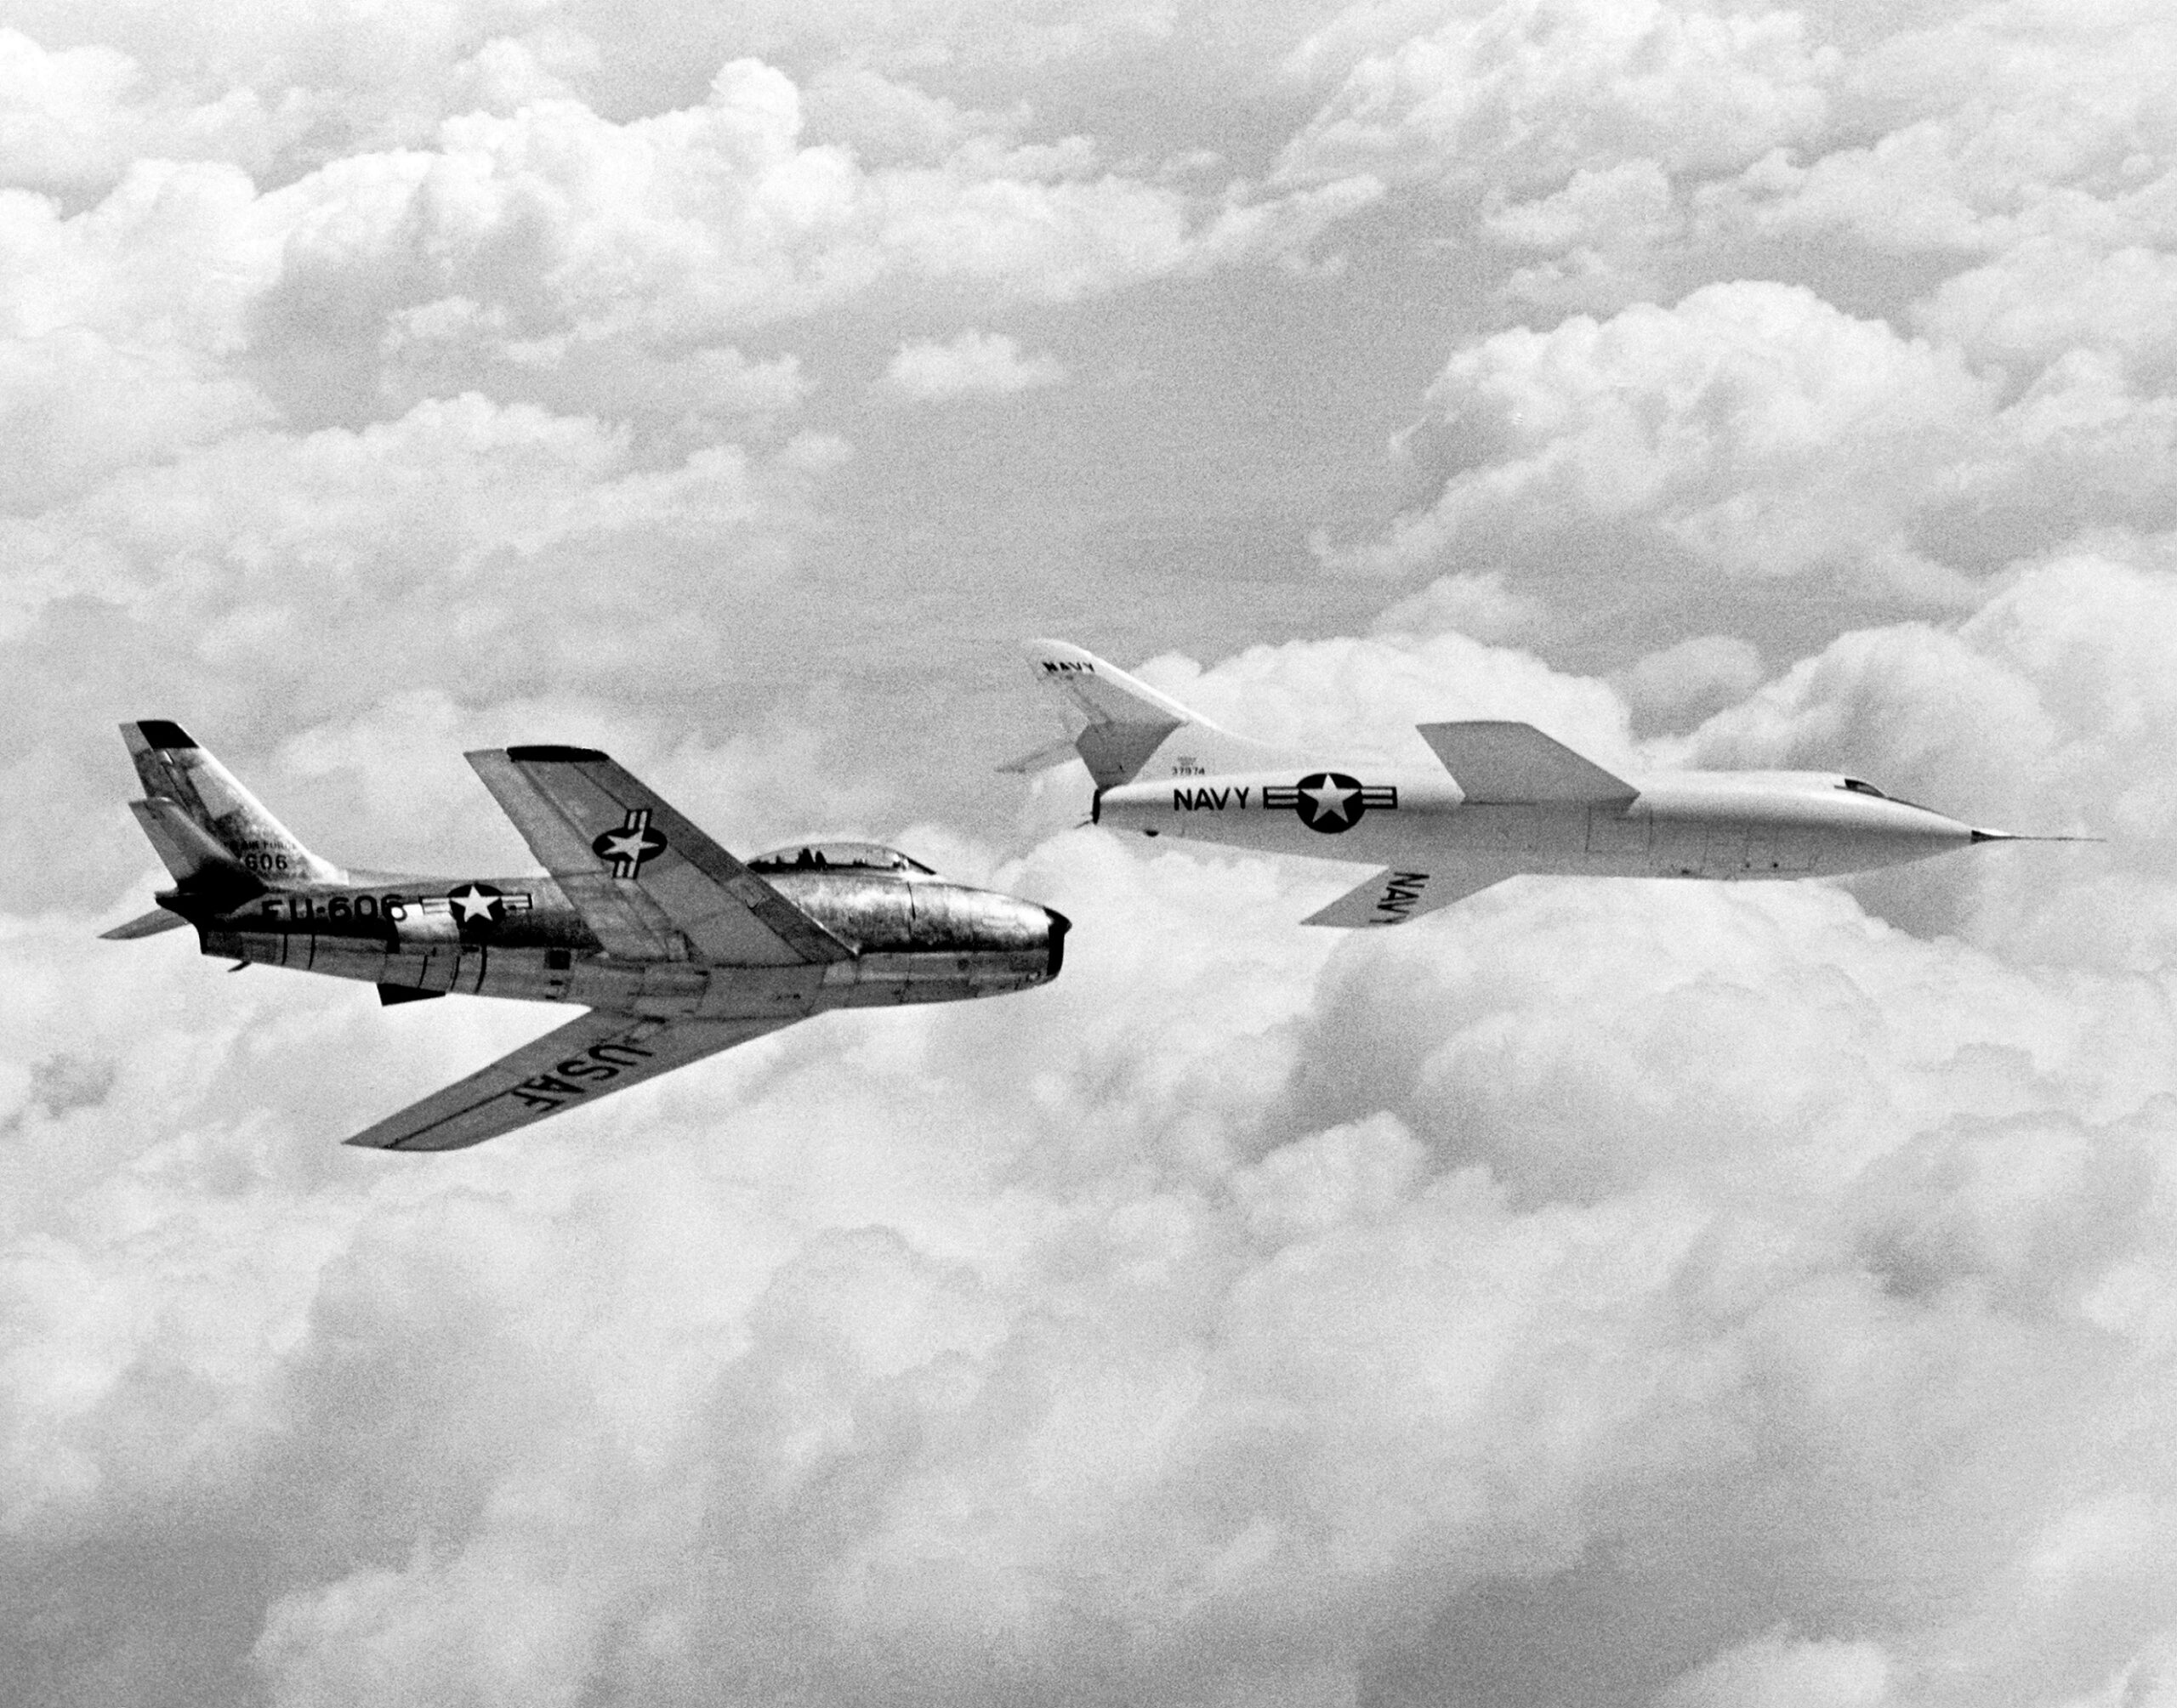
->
466, 746, 850, 966
1417, 722, 1637, 804
344, 1007, 793, 1152
1302, 865, 1515, 928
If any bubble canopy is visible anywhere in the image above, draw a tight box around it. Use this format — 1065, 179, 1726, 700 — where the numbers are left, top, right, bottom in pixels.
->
745, 841, 935, 875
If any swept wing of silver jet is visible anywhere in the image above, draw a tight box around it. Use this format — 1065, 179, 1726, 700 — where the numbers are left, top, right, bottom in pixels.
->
1015, 639, 2073, 927
104, 722, 1066, 1150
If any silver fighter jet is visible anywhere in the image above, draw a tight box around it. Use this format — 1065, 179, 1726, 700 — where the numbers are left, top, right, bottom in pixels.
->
105, 722, 1067, 1150
1016, 639, 2071, 928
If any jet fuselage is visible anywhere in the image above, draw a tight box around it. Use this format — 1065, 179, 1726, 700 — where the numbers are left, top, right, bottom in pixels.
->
109, 724, 1071, 1150
1099, 767, 1982, 882
185, 866, 1064, 1020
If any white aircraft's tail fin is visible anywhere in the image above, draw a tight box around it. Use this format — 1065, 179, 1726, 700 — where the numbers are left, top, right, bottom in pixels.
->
120, 721, 343, 887
1018, 639, 1294, 787
1417, 721, 1637, 803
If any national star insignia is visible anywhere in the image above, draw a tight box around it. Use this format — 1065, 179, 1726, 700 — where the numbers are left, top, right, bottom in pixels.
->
1301, 780, 1360, 823
446, 882, 502, 923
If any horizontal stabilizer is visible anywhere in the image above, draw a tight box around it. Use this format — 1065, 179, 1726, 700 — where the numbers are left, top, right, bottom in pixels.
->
997, 735, 1083, 775
99, 905, 187, 941
1417, 722, 1636, 804
1303, 865, 1515, 928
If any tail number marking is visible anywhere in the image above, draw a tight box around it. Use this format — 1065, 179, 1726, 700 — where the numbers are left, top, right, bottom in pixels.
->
507, 1039, 658, 1110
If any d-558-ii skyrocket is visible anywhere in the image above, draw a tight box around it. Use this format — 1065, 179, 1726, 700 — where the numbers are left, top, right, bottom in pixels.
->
104, 723, 1066, 1151
1015, 640, 2082, 928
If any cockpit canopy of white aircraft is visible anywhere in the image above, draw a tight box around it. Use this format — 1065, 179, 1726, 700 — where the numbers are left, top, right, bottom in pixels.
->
1839, 778, 1889, 797
746, 841, 936, 875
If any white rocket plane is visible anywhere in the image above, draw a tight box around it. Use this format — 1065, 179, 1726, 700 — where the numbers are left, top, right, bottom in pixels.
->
1015, 639, 2072, 928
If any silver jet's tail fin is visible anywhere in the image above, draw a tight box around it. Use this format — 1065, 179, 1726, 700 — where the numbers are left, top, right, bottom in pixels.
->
1015, 639, 1298, 787
119, 721, 342, 888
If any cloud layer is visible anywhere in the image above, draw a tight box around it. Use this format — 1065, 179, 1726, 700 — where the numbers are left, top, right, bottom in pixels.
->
5, 2, 2177, 1705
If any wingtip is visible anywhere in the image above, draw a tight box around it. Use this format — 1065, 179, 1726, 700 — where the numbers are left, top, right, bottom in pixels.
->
129, 718, 198, 750
503, 743, 611, 763
997, 735, 1083, 775
1023, 638, 1101, 669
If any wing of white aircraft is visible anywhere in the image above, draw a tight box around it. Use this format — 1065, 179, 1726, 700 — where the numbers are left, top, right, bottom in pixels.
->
1302, 865, 1517, 928
466, 746, 851, 965
1417, 722, 1637, 803
344, 1007, 793, 1151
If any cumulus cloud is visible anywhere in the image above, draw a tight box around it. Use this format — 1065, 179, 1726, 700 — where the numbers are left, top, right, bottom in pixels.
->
1611, 632, 1767, 728
0, 54, 1372, 436
1128, 624, 1639, 771
1324, 281, 1994, 583
9, 556, 2177, 1706
1369, 569, 1545, 643
1677, 548, 2177, 965
0, 27, 294, 193
880, 328, 1069, 400
1277, 0, 1833, 193
13, 650, 2177, 1703
1274, 1, 2177, 345
1657, 1631, 1891, 1706
0, 390, 851, 914
6, 0, 2177, 1703
1918, 239, 2177, 389
1697, 0, 2177, 261
1325, 280, 2177, 596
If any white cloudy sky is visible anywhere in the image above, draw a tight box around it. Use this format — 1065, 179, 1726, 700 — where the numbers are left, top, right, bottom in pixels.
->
6, 0, 2177, 1703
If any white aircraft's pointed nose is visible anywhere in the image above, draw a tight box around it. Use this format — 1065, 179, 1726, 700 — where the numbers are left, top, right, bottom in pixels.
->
1969, 827, 2103, 844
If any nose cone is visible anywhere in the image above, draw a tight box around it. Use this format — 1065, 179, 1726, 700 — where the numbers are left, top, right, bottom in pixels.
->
1918, 809, 1977, 843
1911, 809, 1979, 856
1043, 907, 1071, 980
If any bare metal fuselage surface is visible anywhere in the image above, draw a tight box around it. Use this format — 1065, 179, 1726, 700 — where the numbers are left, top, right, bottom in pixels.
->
205, 869, 1060, 1018
107, 724, 1066, 1149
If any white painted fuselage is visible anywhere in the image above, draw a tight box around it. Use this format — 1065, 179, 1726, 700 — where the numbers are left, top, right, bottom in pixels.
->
1099, 767, 1983, 882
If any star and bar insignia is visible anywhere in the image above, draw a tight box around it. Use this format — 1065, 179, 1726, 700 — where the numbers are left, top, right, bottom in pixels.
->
441, 882, 535, 926
591, 808, 669, 877
1260, 773, 1398, 833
